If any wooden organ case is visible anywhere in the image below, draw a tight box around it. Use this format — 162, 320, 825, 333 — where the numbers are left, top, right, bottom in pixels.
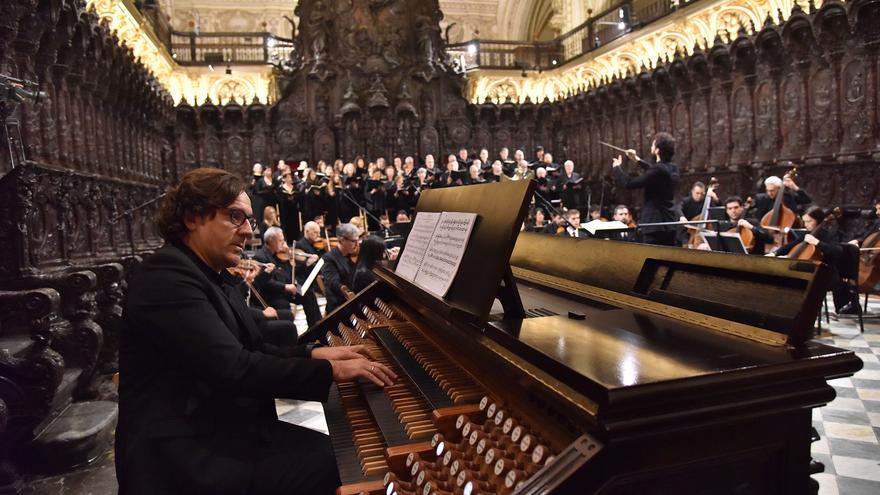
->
314, 180, 863, 495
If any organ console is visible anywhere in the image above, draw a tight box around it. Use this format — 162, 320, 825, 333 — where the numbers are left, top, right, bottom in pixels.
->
310, 180, 863, 494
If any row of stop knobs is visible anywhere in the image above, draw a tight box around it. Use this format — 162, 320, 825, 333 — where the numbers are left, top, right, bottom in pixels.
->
385, 397, 556, 495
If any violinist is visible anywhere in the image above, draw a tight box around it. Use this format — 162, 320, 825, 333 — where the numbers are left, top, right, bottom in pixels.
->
772, 206, 858, 315
321, 223, 362, 314
543, 211, 566, 235
294, 221, 325, 327
560, 209, 585, 238
752, 173, 812, 220
718, 196, 773, 254
251, 227, 299, 322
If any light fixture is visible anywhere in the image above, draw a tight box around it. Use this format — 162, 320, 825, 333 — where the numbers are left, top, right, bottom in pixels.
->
467, 43, 477, 56
551, 59, 558, 66
618, 21, 626, 30
208, 64, 214, 71
225, 65, 232, 75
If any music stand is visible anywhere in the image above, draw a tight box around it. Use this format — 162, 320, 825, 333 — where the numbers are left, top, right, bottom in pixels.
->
700, 231, 749, 254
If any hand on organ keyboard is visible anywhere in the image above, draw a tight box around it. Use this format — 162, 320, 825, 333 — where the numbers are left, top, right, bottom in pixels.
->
312, 345, 373, 361
328, 358, 396, 387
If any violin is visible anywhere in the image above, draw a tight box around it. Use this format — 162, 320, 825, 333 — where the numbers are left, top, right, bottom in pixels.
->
727, 197, 756, 253
761, 167, 800, 252
858, 230, 880, 291
313, 227, 338, 251
687, 177, 719, 248
786, 207, 842, 261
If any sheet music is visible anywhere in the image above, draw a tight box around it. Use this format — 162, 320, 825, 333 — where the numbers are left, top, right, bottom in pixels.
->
413, 212, 478, 298
581, 220, 629, 235
301, 258, 325, 294
394, 211, 441, 281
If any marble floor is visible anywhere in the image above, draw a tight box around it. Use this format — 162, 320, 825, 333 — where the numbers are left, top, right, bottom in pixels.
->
16, 295, 880, 494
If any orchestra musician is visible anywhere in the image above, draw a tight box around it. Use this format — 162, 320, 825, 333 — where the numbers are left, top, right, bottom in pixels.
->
252, 227, 300, 322
560, 208, 585, 238
772, 206, 859, 315
848, 198, 880, 247
525, 206, 547, 232
752, 173, 812, 220
321, 223, 363, 314
294, 221, 326, 326
116, 168, 395, 495
719, 196, 774, 254
611, 205, 637, 242
680, 181, 718, 220
611, 132, 681, 246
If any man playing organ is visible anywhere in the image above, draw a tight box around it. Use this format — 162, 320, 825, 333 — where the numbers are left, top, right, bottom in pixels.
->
116, 168, 394, 495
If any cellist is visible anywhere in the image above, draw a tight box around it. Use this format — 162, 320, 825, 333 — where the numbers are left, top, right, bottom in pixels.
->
772, 206, 859, 315
848, 198, 880, 247
717, 196, 774, 254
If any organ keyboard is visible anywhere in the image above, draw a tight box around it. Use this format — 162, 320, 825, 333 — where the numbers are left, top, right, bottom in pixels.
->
313, 180, 862, 495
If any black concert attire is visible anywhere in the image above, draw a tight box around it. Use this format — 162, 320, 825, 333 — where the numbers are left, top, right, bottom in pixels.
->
323, 185, 341, 227
116, 243, 337, 495
554, 172, 583, 211
612, 160, 681, 246
339, 180, 363, 224
456, 157, 472, 170
302, 183, 325, 228
560, 225, 587, 238
321, 247, 357, 314
857, 218, 880, 244
501, 159, 517, 176
253, 177, 278, 227
751, 189, 813, 219
483, 170, 504, 183
223, 271, 300, 347
677, 195, 719, 246
294, 237, 326, 327
776, 228, 856, 312
277, 182, 301, 244
716, 217, 774, 254
251, 246, 301, 322
364, 180, 387, 230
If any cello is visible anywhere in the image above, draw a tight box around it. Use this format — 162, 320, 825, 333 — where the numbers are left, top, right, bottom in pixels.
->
686, 177, 719, 248
858, 230, 880, 291
761, 167, 800, 252
727, 197, 756, 252
786, 207, 842, 261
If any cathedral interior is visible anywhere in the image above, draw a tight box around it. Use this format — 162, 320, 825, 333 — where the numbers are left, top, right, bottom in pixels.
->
2, 0, 880, 494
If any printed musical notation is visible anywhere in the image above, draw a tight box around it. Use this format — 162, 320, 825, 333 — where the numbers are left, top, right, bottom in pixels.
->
395, 211, 478, 297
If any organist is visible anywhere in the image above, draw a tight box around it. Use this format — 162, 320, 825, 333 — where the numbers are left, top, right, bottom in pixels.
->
116, 168, 395, 494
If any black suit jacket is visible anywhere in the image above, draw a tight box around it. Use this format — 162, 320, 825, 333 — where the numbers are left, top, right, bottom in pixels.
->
252, 246, 297, 309
613, 161, 680, 233
321, 247, 356, 314
116, 243, 332, 494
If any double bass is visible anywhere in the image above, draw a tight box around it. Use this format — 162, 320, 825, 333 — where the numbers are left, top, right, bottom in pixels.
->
785, 207, 842, 261
686, 177, 719, 248
761, 168, 800, 252
858, 230, 880, 290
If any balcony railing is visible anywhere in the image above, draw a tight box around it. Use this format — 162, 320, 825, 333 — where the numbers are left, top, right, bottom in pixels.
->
447, 0, 697, 72
169, 31, 295, 66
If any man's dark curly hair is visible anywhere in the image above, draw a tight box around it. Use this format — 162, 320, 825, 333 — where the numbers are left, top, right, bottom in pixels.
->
156, 168, 246, 243
653, 132, 676, 162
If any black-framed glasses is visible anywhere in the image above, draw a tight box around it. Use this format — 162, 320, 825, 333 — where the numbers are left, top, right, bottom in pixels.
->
224, 208, 257, 230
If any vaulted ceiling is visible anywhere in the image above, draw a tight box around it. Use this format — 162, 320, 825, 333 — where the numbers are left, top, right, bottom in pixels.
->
156, 0, 613, 42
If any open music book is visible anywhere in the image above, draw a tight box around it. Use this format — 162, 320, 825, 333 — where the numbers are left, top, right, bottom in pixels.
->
395, 211, 478, 298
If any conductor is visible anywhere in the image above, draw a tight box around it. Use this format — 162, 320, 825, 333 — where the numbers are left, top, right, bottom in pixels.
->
611, 132, 681, 246
115, 168, 395, 494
